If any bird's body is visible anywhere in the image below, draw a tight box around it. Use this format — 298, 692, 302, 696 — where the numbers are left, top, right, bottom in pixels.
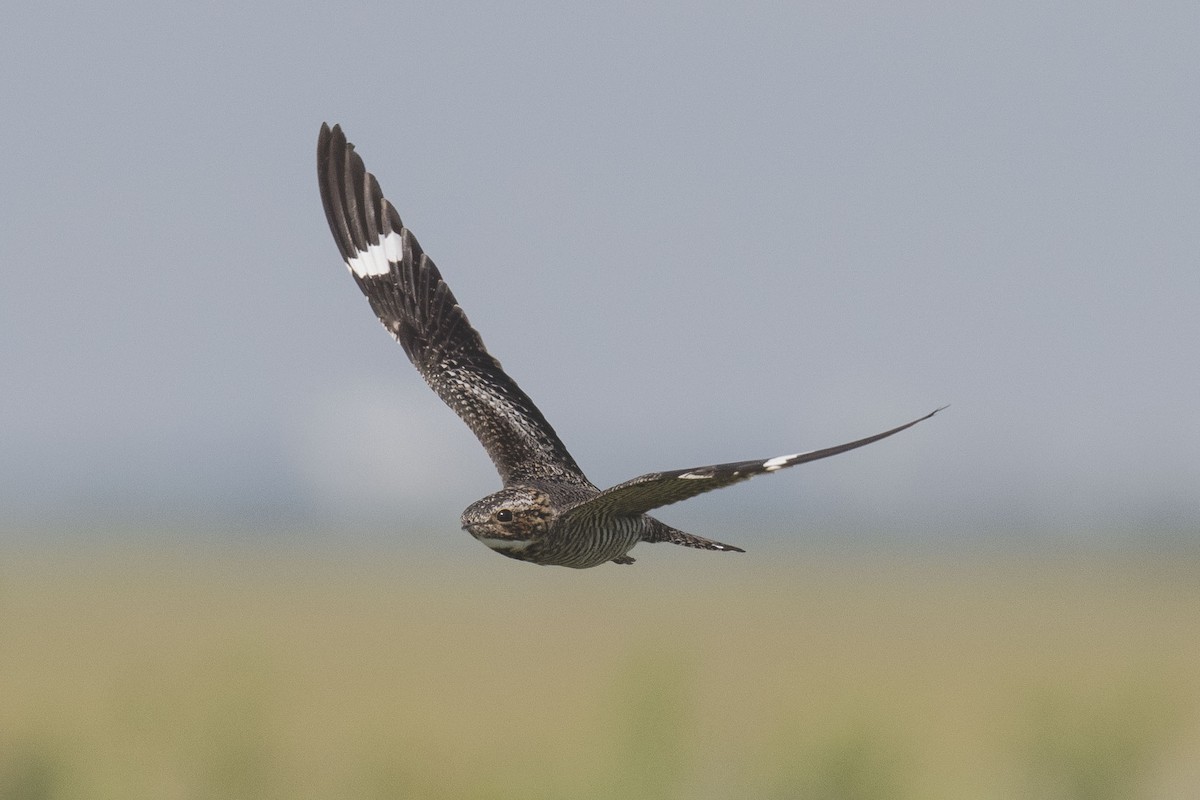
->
458, 482, 733, 568
317, 123, 941, 568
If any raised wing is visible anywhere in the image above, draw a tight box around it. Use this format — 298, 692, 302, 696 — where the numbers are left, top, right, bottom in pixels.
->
559, 407, 944, 521
317, 123, 589, 487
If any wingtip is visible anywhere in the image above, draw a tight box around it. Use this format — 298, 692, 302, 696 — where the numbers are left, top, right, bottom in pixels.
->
905, 405, 947, 428
318, 122, 339, 149
318, 122, 349, 155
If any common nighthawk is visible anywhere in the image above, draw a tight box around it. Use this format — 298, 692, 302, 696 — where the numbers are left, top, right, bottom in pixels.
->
317, 123, 942, 568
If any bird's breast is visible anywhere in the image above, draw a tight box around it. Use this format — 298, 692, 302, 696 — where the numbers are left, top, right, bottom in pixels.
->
526, 515, 646, 568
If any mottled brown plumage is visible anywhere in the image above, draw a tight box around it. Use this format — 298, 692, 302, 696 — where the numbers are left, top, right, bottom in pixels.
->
317, 123, 942, 568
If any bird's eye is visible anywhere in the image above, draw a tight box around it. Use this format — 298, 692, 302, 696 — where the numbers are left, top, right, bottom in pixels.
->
495, 509, 514, 523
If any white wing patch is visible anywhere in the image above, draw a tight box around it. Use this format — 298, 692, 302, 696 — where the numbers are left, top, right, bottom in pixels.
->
346, 230, 404, 278
763, 453, 800, 472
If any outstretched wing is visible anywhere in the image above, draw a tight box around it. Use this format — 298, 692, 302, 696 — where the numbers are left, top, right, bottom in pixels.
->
558, 407, 944, 521
317, 123, 589, 487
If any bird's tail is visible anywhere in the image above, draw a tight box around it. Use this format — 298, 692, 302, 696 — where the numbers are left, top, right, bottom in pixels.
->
644, 518, 744, 553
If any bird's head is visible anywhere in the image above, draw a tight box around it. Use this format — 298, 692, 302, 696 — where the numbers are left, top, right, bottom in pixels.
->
460, 487, 554, 552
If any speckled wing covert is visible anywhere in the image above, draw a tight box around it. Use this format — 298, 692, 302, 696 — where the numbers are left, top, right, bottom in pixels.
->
317, 123, 589, 487
559, 407, 944, 524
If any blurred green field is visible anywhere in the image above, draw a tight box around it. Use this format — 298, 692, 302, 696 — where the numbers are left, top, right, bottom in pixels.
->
1, 539, 1198, 799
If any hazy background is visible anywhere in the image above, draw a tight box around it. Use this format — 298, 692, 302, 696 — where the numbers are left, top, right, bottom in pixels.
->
2, 2, 1197, 544
3, 5, 1200, 798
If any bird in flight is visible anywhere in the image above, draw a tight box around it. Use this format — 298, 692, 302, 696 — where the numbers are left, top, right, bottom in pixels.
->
317, 123, 942, 568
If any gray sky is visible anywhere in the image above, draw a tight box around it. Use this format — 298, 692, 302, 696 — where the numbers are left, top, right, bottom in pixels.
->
2, 2, 1197, 542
